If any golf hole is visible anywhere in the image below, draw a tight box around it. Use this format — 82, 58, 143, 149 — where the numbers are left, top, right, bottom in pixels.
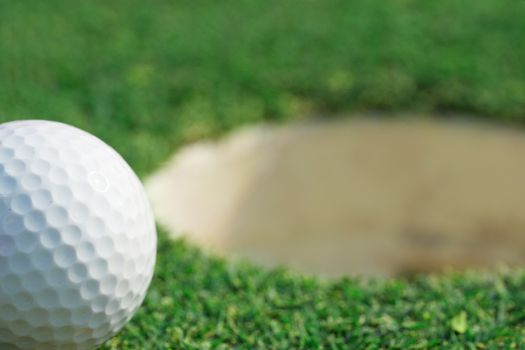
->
147, 117, 525, 277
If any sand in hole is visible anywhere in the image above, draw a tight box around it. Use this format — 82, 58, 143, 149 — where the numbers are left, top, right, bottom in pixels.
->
146, 117, 525, 277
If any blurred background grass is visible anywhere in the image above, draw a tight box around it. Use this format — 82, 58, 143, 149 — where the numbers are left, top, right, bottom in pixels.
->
2, 0, 525, 348
1, 0, 525, 176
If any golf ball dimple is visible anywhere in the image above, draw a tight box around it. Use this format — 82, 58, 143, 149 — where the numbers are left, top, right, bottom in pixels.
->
0, 120, 157, 350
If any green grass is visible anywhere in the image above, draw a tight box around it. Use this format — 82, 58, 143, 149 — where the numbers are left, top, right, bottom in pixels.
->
1, 0, 525, 348
2, 0, 525, 176
101, 231, 525, 349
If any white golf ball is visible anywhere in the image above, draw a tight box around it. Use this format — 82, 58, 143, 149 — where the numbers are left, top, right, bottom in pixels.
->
0, 120, 157, 349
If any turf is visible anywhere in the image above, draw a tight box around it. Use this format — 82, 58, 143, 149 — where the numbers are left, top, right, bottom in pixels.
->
2, 0, 525, 176
1, 0, 525, 348
102, 231, 525, 349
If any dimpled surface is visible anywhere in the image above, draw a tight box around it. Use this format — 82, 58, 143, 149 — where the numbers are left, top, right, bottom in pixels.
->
0, 120, 157, 350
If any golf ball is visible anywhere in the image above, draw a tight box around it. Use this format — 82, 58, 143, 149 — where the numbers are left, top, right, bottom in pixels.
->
0, 120, 157, 349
